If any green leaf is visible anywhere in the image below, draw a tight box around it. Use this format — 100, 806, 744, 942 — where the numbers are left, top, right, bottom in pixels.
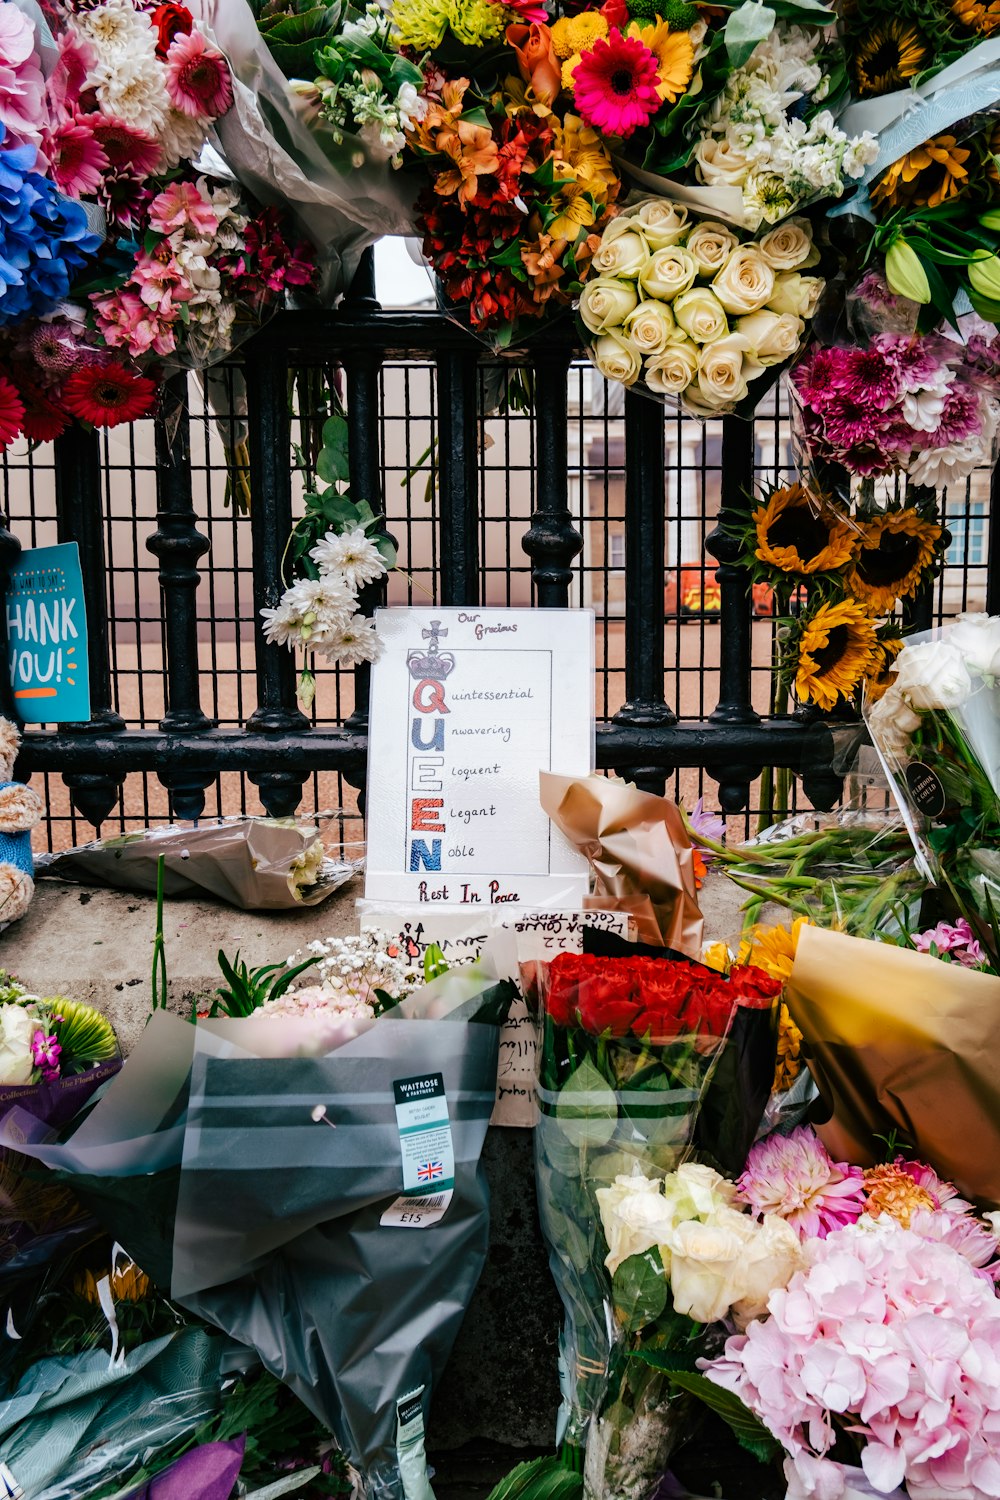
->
424, 942, 449, 981
484, 1455, 584, 1500
723, 1, 776, 66
630, 1346, 700, 1373
665, 1372, 781, 1463
612, 1249, 668, 1332
553, 1057, 619, 1148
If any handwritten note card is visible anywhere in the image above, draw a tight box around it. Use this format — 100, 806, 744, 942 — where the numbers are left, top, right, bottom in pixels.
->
365, 608, 594, 907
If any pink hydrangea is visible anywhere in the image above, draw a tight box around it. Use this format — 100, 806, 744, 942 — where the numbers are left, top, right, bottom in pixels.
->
738, 1127, 866, 1240
0, 3, 46, 153
704, 1221, 1000, 1500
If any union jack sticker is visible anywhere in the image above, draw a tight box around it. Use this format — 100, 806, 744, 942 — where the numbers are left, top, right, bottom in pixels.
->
417, 1160, 444, 1183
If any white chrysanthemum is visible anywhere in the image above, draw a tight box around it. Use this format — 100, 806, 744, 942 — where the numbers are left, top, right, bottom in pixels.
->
908, 427, 994, 490
158, 108, 210, 171
310, 527, 388, 589
92, 52, 169, 135
316, 614, 384, 666
72, 0, 155, 56
261, 575, 355, 650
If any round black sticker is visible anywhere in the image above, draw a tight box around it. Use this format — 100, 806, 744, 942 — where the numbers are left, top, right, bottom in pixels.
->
905, 761, 946, 818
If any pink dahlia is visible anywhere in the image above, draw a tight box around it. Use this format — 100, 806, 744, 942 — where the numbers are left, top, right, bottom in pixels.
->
164, 29, 233, 119
571, 29, 660, 138
45, 117, 108, 197
737, 1125, 866, 1239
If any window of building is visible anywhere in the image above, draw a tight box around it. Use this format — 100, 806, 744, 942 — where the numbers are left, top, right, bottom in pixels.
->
608, 531, 625, 571
947, 500, 988, 568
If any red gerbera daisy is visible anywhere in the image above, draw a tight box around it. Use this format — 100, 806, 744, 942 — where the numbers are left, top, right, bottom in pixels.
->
0, 373, 24, 447
90, 118, 161, 177
572, 28, 661, 138
62, 363, 158, 428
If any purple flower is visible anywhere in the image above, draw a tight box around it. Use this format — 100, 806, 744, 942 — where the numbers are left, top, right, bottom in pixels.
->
821, 392, 877, 450
688, 797, 725, 865
30, 1027, 61, 1081
913, 917, 987, 968
838, 347, 900, 411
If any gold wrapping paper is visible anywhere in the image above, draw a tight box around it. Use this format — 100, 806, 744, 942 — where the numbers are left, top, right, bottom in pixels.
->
539, 772, 703, 954
786, 924, 1000, 1207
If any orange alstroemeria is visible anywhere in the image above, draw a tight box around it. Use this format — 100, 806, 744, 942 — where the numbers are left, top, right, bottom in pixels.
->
434, 118, 500, 204
506, 22, 562, 108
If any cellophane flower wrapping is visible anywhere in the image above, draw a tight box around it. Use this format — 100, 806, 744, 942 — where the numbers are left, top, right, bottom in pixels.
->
189, 0, 421, 300
863, 613, 1000, 949
580, 199, 825, 417
531, 949, 778, 1496
0, 966, 512, 1500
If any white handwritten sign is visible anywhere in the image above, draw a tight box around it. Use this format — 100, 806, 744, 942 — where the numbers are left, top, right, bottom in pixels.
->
365, 608, 594, 907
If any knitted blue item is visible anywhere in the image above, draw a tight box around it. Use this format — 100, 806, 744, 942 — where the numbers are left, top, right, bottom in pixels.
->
0, 781, 33, 878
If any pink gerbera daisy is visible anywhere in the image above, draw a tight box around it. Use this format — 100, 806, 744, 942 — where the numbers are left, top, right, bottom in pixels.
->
737, 1125, 867, 1239
164, 29, 233, 119
45, 117, 108, 197
0, 372, 24, 447
571, 29, 660, 138
90, 117, 160, 177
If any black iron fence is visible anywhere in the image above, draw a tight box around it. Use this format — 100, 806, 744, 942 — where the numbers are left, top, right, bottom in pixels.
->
3, 251, 998, 850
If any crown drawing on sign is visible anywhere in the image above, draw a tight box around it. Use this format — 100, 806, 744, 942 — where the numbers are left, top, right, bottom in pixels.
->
407, 621, 455, 680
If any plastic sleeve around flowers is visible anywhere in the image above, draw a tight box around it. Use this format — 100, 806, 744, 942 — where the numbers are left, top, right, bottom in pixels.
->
835, 37, 1000, 220
189, 0, 419, 299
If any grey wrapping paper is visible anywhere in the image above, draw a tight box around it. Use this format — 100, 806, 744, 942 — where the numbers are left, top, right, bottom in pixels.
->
172, 1021, 500, 1500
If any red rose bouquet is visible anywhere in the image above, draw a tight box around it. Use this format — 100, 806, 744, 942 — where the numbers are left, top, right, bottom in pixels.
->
532, 948, 780, 1492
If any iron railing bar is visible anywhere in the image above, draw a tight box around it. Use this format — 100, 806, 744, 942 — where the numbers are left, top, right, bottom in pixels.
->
436, 349, 480, 605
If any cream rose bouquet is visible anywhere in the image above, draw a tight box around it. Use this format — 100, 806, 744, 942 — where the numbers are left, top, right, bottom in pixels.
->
580, 200, 823, 415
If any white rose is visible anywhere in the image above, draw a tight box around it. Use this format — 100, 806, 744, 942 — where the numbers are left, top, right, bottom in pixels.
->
593, 228, 649, 279
865, 685, 922, 759
685, 220, 740, 277
693, 135, 754, 188
757, 218, 820, 272
670, 1162, 739, 1216
688, 333, 763, 413
590, 330, 643, 388
730, 1215, 804, 1329
597, 1171, 676, 1274
662, 1211, 751, 1323
0, 1003, 38, 1085
631, 199, 690, 248
624, 299, 676, 355
892, 640, 974, 710
712, 245, 775, 315
673, 287, 730, 344
768, 272, 824, 319
639, 245, 698, 301
735, 309, 804, 366
644, 340, 698, 396
578, 276, 639, 335
948, 612, 1000, 677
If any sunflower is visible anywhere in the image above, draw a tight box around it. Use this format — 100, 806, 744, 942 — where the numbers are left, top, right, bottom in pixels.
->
844, 509, 942, 614
864, 627, 905, 702
871, 134, 972, 211
953, 0, 1000, 34
753, 484, 856, 577
851, 17, 929, 98
74, 1260, 151, 1306
774, 1003, 804, 1092
794, 599, 879, 712
741, 917, 811, 983
625, 18, 695, 102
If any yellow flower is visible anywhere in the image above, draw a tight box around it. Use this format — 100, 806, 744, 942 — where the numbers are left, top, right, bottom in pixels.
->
742, 917, 811, 983
701, 940, 732, 973
864, 630, 905, 702
74, 1260, 151, 1306
851, 18, 929, 98
953, 0, 1000, 34
774, 1003, 803, 1092
392, 0, 508, 49
844, 508, 942, 615
548, 193, 597, 241
552, 112, 620, 206
626, 18, 694, 101
794, 599, 879, 712
753, 484, 856, 576
551, 11, 608, 58
561, 52, 581, 92
872, 134, 972, 211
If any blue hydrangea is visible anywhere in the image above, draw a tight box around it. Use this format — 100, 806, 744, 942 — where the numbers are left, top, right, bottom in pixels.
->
0, 124, 102, 327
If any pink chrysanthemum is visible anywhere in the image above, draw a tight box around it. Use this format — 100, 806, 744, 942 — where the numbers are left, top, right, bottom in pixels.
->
45, 117, 108, 197
839, 347, 900, 411
822, 392, 877, 450
933, 382, 982, 445
793, 346, 847, 408
164, 29, 232, 119
875, 332, 948, 393
571, 29, 661, 138
738, 1126, 866, 1239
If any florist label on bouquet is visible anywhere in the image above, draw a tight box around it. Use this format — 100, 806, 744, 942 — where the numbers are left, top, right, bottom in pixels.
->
5, 543, 90, 723
365, 608, 594, 906
380, 1072, 455, 1229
